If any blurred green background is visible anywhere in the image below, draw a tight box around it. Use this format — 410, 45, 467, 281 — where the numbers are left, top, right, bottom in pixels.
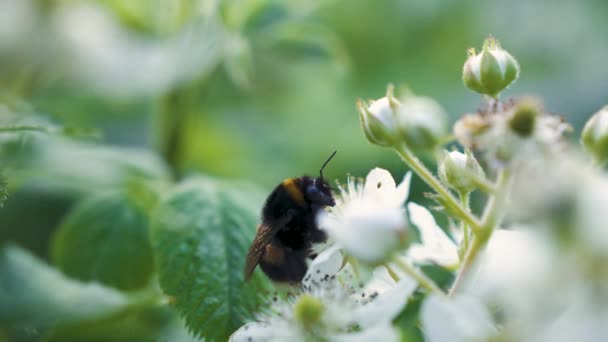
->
1, 0, 607, 259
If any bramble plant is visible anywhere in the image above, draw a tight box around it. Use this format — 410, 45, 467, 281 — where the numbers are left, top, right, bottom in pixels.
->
2, 33, 608, 342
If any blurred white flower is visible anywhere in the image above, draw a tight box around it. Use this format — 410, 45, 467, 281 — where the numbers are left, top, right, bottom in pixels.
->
318, 168, 411, 264
230, 245, 418, 342
405, 202, 459, 269
421, 294, 497, 342
575, 174, 608, 258
454, 98, 570, 167
466, 228, 554, 301
53, 3, 223, 97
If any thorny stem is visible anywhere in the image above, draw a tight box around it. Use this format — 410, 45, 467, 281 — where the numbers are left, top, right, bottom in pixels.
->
395, 145, 483, 234
449, 168, 511, 297
392, 258, 445, 296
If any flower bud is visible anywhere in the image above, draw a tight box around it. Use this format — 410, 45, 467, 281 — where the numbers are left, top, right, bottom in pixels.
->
358, 85, 401, 147
396, 92, 448, 151
462, 37, 520, 98
294, 295, 325, 330
581, 106, 608, 163
359, 85, 448, 150
438, 150, 485, 194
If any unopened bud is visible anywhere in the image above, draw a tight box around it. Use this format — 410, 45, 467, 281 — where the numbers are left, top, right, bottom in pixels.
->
358, 85, 401, 147
397, 92, 448, 151
462, 37, 520, 98
581, 106, 608, 163
438, 150, 485, 194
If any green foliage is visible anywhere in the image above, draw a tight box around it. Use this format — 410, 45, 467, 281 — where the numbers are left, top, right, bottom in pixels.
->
44, 304, 198, 342
0, 245, 130, 330
393, 293, 424, 342
51, 187, 156, 291
150, 177, 272, 341
0, 170, 7, 207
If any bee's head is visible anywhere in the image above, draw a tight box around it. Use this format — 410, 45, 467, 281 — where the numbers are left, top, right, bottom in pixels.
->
305, 151, 337, 207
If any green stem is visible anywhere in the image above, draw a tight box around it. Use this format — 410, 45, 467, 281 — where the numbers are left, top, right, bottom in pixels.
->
394, 145, 482, 233
156, 87, 192, 179
392, 258, 445, 296
473, 177, 496, 194
0, 126, 51, 134
457, 192, 471, 261
448, 169, 511, 297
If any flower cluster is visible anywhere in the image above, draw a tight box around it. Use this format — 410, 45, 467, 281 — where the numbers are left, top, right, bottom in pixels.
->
234, 37, 608, 341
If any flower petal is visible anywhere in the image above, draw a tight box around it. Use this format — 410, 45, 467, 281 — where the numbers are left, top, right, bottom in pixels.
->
421, 294, 496, 342
363, 168, 398, 202
407, 202, 458, 267
303, 244, 343, 289
468, 228, 553, 299
350, 274, 417, 328
229, 322, 275, 342
395, 171, 413, 204
331, 322, 401, 342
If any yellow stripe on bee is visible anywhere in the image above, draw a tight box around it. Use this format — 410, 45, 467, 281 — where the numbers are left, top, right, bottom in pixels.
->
282, 178, 306, 207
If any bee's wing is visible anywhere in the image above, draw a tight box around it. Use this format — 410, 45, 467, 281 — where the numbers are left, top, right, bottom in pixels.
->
244, 224, 280, 281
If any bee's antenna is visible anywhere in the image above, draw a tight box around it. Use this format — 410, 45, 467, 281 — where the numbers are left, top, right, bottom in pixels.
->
319, 150, 337, 179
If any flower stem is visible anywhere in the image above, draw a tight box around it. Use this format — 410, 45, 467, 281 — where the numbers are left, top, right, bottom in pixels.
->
457, 192, 471, 261
473, 177, 496, 194
392, 258, 445, 296
394, 145, 482, 233
449, 168, 511, 296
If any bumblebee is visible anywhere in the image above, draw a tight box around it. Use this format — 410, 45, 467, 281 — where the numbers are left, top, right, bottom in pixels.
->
244, 151, 337, 283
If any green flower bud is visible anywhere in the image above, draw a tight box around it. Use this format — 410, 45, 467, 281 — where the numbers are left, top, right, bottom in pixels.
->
438, 149, 485, 194
396, 92, 448, 151
508, 98, 540, 137
359, 84, 448, 150
294, 294, 325, 330
358, 84, 401, 147
463, 37, 520, 98
581, 106, 608, 163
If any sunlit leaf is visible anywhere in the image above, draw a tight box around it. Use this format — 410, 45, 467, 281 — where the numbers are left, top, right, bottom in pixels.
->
150, 177, 272, 341
8, 137, 170, 194
0, 245, 130, 329
51, 185, 156, 291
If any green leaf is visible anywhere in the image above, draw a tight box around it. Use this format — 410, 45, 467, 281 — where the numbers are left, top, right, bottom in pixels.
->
51, 186, 156, 291
0, 170, 7, 207
6, 136, 170, 195
0, 245, 130, 329
393, 293, 425, 342
44, 304, 199, 342
151, 177, 272, 341
259, 21, 351, 70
